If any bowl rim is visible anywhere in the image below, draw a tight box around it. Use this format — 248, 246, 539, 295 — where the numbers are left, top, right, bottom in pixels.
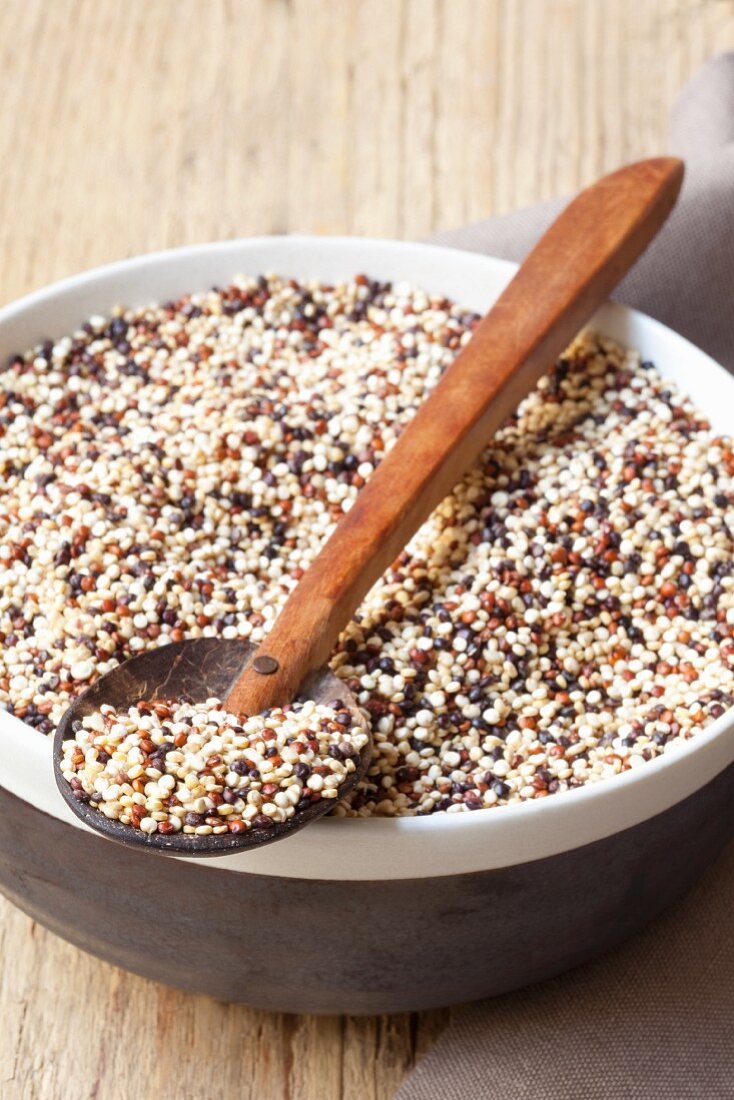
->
1, 233, 733, 881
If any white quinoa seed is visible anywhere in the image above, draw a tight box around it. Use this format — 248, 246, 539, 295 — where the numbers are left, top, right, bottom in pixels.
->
1, 274, 733, 819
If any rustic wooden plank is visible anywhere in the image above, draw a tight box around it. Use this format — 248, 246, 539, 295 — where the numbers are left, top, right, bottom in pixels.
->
2, 1, 734, 1097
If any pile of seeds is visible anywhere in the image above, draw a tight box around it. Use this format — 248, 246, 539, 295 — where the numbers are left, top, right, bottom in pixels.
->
60, 697, 368, 836
2, 272, 734, 818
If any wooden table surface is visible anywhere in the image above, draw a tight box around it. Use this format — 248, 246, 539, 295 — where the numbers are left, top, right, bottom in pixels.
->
1, 1, 733, 1097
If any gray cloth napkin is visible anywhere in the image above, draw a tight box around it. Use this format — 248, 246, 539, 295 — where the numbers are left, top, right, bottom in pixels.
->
399, 54, 734, 1100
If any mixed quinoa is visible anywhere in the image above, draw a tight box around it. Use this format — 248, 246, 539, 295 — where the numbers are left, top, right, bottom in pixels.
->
60, 698, 368, 836
2, 273, 734, 817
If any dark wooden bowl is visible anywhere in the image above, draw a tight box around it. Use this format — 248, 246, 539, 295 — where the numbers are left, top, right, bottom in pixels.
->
2, 236, 734, 1013
2, 763, 733, 1014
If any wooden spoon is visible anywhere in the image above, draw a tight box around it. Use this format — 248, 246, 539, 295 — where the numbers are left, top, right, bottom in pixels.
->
54, 157, 684, 855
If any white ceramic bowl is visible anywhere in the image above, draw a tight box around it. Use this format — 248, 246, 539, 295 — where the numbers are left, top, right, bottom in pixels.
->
1, 234, 734, 1012
2, 236, 734, 879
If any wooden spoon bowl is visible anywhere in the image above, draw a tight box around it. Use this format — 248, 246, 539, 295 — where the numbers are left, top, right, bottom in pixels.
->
53, 639, 370, 856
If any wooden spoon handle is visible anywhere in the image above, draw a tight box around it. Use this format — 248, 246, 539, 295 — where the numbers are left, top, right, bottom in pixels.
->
226, 157, 684, 715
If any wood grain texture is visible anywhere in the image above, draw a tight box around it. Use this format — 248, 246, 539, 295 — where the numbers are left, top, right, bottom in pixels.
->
0, 1, 732, 1097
